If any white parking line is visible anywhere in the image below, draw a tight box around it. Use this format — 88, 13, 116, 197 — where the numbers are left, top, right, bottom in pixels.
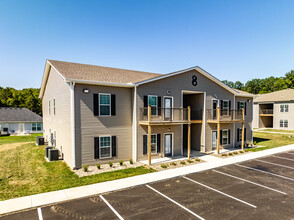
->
236, 164, 294, 182
255, 159, 294, 170
37, 207, 43, 220
146, 184, 205, 220
183, 176, 256, 208
273, 155, 294, 162
212, 169, 287, 195
100, 195, 124, 220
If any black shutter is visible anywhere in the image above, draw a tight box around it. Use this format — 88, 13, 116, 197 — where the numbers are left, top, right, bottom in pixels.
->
157, 134, 161, 153
94, 137, 99, 159
228, 129, 231, 144
229, 101, 231, 110
111, 94, 116, 116
237, 128, 240, 142
245, 102, 247, 115
143, 135, 147, 155
93, 94, 99, 116
112, 136, 117, 157
244, 128, 247, 142
143, 96, 148, 116
238, 102, 240, 110
220, 100, 224, 109
158, 96, 162, 116
220, 130, 223, 145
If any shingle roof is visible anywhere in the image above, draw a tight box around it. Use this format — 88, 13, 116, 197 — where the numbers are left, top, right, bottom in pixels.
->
0, 108, 42, 122
254, 88, 294, 103
48, 60, 161, 84
234, 89, 255, 97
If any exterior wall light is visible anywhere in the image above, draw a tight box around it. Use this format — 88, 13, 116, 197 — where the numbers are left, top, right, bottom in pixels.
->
83, 89, 90, 94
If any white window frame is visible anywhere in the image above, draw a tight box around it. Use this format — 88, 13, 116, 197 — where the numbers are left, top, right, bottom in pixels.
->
149, 134, 157, 154
285, 104, 289, 112
99, 136, 112, 159
163, 96, 174, 120
280, 120, 284, 128
32, 123, 42, 131
99, 93, 111, 116
284, 120, 288, 128
223, 100, 229, 116
239, 101, 245, 110
148, 95, 158, 116
53, 98, 56, 115
280, 104, 284, 112
49, 100, 51, 115
222, 129, 229, 145
164, 132, 174, 156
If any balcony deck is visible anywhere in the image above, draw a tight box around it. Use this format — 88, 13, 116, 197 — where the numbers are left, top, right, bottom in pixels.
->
206, 109, 244, 123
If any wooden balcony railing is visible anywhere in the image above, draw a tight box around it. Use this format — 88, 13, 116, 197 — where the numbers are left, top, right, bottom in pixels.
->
206, 109, 244, 123
259, 109, 273, 115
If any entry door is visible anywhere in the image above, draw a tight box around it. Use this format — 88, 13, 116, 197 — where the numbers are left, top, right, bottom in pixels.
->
212, 131, 217, 150
164, 133, 173, 156
19, 123, 24, 133
164, 97, 173, 121
213, 100, 218, 119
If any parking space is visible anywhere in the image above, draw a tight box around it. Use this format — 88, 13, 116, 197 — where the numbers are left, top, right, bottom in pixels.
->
2, 150, 294, 219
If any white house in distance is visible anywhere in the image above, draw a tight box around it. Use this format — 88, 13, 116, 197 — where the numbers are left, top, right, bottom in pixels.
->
0, 107, 43, 135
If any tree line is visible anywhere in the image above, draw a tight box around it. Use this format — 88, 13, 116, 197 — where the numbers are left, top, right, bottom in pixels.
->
0, 87, 42, 116
222, 70, 294, 94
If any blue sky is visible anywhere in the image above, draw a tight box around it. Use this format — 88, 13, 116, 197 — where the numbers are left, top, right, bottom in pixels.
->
0, 0, 293, 89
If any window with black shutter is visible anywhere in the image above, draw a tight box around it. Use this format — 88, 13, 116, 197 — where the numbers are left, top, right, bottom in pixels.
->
112, 136, 117, 157
237, 128, 240, 142
157, 134, 161, 153
94, 137, 99, 159
220, 130, 223, 145
244, 128, 247, 141
93, 94, 99, 116
143, 96, 148, 115
143, 135, 147, 155
157, 97, 162, 116
111, 94, 116, 116
228, 129, 231, 144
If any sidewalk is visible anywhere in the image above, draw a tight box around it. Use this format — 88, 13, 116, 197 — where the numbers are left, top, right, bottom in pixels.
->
1, 144, 293, 215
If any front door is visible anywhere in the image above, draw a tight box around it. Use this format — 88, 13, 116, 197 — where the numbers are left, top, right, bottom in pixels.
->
213, 100, 218, 119
164, 97, 173, 121
164, 133, 173, 156
19, 123, 24, 133
212, 131, 217, 150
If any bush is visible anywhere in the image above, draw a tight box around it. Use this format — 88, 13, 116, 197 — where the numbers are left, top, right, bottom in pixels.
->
161, 164, 168, 168
82, 164, 89, 172
221, 154, 227, 157
180, 161, 186, 165
239, 150, 244, 154
233, 151, 238, 155
129, 159, 134, 164
109, 161, 113, 167
187, 159, 193, 163
253, 141, 257, 146
170, 162, 177, 166
96, 163, 101, 169
195, 158, 201, 161
119, 160, 124, 166
245, 149, 250, 152
228, 153, 233, 156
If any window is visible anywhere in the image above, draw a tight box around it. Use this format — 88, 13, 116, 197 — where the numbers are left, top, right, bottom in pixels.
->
148, 95, 157, 115
53, 98, 56, 115
54, 131, 56, 139
49, 100, 51, 115
151, 134, 157, 154
99, 94, 111, 116
100, 136, 111, 158
285, 105, 289, 112
284, 120, 288, 128
280, 120, 284, 128
280, 105, 284, 112
239, 101, 245, 109
32, 123, 42, 131
223, 100, 229, 115
222, 129, 228, 145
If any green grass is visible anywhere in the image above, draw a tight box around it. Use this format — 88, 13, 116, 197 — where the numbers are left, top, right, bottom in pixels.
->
246, 132, 294, 152
0, 143, 155, 201
0, 133, 42, 145
260, 129, 294, 134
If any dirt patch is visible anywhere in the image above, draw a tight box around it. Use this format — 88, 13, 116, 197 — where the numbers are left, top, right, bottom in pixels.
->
0, 142, 33, 152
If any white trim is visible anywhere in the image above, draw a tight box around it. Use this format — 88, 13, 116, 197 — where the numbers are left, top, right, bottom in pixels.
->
222, 129, 229, 146
99, 93, 111, 116
99, 195, 124, 220
181, 91, 183, 156
150, 134, 157, 154
164, 132, 174, 156
66, 78, 135, 88
99, 136, 112, 159
132, 87, 138, 162
70, 82, 76, 169
163, 96, 174, 121
211, 130, 217, 150
203, 92, 206, 152
47, 60, 66, 81
233, 95, 235, 148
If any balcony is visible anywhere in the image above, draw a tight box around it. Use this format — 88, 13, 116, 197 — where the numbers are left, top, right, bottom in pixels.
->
206, 109, 244, 123
259, 109, 273, 116
139, 107, 203, 125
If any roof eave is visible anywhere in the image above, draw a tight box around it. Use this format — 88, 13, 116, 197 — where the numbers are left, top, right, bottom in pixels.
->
66, 79, 135, 88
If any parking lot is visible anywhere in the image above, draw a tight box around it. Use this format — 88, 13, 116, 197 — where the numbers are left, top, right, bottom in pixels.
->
2, 150, 294, 220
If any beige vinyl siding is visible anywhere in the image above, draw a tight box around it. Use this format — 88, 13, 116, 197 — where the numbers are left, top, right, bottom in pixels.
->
137, 69, 236, 156
74, 84, 133, 167
42, 67, 72, 166
253, 104, 259, 128
273, 102, 294, 130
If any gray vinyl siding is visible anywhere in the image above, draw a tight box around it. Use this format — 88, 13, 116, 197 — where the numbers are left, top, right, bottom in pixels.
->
136, 69, 236, 157
74, 84, 133, 167
42, 67, 72, 166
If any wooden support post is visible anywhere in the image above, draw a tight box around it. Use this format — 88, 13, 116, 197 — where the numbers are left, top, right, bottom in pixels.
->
148, 105, 152, 165
188, 106, 191, 159
217, 107, 220, 154
241, 108, 245, 150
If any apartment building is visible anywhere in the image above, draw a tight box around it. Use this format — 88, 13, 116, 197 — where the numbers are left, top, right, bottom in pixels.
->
253, 89, 294, 130
39, 60, 254, 169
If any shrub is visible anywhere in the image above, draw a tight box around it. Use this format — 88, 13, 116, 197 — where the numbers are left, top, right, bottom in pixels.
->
180, 161, 186, 165
170, 162, 177, 166
195, 158, 201, 161
187, 159, 193, 163
129, 159, 134, 164
221, 154, 227, 157
228, 153, 233, 156
239, 150, 244, 154
109, 161, 113, 167
82, 164, 89, 172
233, 151, 238, 155
96, 163, 101, 169
245, 149, 250, 152
161, 164, 168, 168
253, 141, 257, 146
119, 160, 124, 166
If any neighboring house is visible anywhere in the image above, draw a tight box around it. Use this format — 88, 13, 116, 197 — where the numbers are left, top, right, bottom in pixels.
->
0, 107, 43, 135
39, 60, 254, 169
253, 88, 294, 130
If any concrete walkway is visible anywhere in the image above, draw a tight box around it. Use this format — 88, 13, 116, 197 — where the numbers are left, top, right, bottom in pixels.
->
1, 144, 293, 215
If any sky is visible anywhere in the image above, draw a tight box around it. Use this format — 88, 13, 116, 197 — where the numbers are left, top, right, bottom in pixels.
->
0, 0, 294, 89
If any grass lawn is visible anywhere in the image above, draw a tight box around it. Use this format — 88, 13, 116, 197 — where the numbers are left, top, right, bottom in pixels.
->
258, 129, 294, 134
0, 142, 155, 201
0, 133, 43, 145
247, 132, 294, 152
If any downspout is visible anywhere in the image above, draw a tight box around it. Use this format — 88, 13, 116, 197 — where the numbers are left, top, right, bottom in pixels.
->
132, 86, 138, 162
70, 81, 76, 169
